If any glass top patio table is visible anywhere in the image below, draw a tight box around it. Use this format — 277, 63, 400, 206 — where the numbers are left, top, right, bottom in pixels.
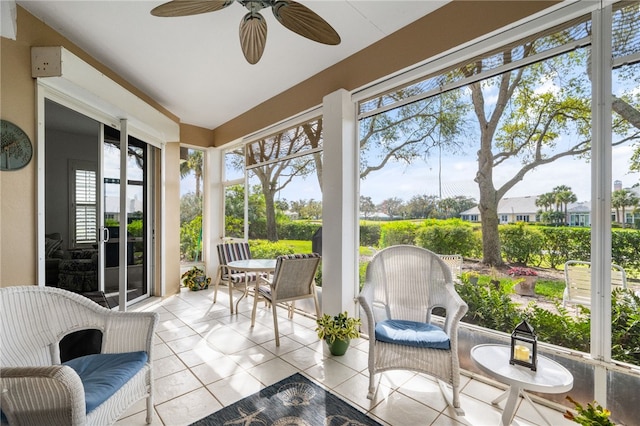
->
227, 259, 277, 313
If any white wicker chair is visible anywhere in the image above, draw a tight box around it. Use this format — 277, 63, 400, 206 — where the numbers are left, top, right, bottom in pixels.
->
0, 286, 158, 425
358, 245, 468, 414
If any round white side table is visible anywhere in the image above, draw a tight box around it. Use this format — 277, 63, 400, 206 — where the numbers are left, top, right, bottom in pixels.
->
470, 344, 573, 426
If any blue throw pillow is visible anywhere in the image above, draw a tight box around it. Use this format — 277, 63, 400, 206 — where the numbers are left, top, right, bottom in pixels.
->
63, 351, 148, 413
375, 319, 450, 350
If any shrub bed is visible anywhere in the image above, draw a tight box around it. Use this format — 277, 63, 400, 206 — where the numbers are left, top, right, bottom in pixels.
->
455, 276, 640, 365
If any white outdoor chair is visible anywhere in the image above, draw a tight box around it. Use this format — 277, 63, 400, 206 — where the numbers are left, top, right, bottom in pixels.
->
0, 286, 158, 425
438, 253, 463, 282
563, 260, 627, 308
358, 245, 468, 415
250, 253, 321, 346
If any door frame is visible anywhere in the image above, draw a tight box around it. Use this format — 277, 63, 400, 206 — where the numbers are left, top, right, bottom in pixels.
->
36, 81, 168, 306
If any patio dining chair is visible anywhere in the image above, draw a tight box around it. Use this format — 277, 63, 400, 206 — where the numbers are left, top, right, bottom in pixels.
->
213, 242, 258, 313
563, 260, 627, 308
438, 253, 463, 283
250, 253, 321, 346
358, 245, 468, 415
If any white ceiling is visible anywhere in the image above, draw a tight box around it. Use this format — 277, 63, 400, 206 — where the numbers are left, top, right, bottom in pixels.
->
18, 0, 449, 130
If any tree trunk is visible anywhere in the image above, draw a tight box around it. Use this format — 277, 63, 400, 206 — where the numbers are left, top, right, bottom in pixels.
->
264, 189, 278, 241
477, 146, 503, 266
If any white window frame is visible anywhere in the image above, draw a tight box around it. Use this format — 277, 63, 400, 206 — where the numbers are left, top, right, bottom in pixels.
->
69, 160, 98, 248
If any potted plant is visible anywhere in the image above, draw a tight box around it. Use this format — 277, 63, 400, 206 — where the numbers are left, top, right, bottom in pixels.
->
508, 266, 538, 296
181, 266, 211, 291
564, 396, 615, 425
316, 311, 361, 356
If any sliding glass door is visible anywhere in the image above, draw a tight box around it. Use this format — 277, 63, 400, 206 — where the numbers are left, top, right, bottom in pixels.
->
44, 99, 154, 308
103, 127, 151, 305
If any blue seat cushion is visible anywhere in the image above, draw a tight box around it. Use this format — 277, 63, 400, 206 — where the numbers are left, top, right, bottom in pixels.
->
63, 351, 148, 413
375, 319, 450, 350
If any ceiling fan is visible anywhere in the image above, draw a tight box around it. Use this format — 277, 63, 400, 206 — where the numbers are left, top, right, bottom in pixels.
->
151, 0, 341, 64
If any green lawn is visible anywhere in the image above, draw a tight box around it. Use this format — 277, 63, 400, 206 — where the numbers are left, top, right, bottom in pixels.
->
283, 240, 312, 252
534, 279, 566, 300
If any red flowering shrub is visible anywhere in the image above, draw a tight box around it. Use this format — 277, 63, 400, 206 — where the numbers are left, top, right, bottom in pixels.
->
507, 267, 538, 277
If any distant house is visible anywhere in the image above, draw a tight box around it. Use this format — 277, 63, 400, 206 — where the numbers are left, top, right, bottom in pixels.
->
460, 189, 639, 228
568, 202, 591, 227
613, 185, 640, 227
460, 196, 540, 224
363, 212, 392, 220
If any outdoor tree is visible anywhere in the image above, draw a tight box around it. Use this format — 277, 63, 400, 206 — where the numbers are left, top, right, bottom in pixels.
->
360, 90, 468, 181
404, 194, 439, 219
452, 13, 640, 265
438, 196, 477, 219
290, 199, 322, 220
535, 192, 555, 213
378, 197, 405, 218
360, 196, 376, 219
180, 149, 204, 197
612, 188, 640, 227
549, 185, 578, 226
223, 184, 270, 238
179, 149, 204, 261
237, 120, 322, 241
180, 193, 202, 225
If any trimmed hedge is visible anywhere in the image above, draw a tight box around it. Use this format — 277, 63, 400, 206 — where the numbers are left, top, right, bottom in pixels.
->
415, 219, 480, 256
379, 221, 418, 247
360, 222, 381, 247
245, 219, 640, 274
499, 223, 544, 265
278, 221, 321, 240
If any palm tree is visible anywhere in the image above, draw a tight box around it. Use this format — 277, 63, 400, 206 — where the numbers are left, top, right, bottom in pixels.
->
180, 150, 203, 197
551, 185, 577, 225
612, 189, 640, 227
535, 192, 555, 212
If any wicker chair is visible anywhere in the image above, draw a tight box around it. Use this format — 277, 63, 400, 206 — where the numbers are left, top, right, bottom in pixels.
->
250, 253, 321, 346
358, 245, 468, 414
0, 286, 158, 425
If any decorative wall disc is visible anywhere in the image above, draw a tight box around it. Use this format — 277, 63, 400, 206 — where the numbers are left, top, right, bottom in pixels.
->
1, 119, 33, 171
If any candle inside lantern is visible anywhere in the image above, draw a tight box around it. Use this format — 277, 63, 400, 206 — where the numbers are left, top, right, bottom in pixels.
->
514, 345, 530, 361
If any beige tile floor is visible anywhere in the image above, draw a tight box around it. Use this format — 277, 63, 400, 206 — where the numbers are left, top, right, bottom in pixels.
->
115, 287, 575, 426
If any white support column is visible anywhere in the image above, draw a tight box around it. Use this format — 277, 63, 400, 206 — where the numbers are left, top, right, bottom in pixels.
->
321, 89, 359, 317
206, 147, 224, 278
590, 5, 612, 404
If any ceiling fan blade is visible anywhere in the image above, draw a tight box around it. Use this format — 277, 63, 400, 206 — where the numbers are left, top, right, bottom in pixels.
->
272, 1, 340, 45
151, 0, 234, 17
239, 12, 267, 64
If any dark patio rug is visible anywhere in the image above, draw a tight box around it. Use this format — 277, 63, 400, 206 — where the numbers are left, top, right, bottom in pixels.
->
190, 373, 382, 425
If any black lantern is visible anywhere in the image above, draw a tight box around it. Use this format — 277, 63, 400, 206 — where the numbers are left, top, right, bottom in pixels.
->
510, 320, 537, 371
